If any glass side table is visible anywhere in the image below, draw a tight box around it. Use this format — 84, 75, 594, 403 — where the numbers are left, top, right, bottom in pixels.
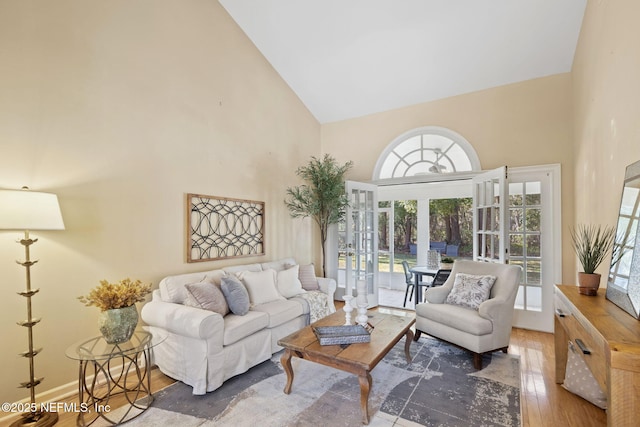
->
65, 331, 164, 426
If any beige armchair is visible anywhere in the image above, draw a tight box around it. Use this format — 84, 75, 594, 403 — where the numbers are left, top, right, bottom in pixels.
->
414, 260, 522, 369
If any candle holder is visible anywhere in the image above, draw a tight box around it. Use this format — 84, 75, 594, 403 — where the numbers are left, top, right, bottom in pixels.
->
342, 295, 354, 325
356, 303, 368, 327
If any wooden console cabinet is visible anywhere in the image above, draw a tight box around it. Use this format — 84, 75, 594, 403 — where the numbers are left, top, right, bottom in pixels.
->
555, 285, 640, 426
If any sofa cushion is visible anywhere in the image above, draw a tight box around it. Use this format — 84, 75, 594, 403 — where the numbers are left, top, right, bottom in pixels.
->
298, 264, 320, 291
261, 258, 297, 272
236, 269, 284, 306
223, 310, 269, 346
445, 273, 497, 310
184, 280, 229, 316
276, 265, 306, 298
159, 270, 226, 303
251, 299, 304, 328
221, 275, 250, 316
415, 302, 493, 336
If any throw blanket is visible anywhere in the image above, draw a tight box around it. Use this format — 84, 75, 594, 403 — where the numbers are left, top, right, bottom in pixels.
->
298, 290, 331, 322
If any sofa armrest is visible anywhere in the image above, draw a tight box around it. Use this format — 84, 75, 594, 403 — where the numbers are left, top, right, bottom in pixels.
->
317, 277, 337, 312
141, 300, 224, 341
424, 286, 451, 304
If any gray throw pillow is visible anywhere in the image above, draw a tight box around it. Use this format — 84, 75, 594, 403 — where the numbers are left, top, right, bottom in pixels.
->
221, 275, 250, 316
184, 280, 229, 316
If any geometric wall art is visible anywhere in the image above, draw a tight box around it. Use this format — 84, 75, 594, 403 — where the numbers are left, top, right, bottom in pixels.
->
186, 193, 265, 262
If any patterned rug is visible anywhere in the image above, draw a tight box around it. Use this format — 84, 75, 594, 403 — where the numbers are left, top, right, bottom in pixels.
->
125, 336, 520, 426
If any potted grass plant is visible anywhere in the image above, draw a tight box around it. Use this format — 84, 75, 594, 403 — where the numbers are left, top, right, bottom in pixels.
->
79, 278, 152, 343
569, 224, 617, 296
440, 257, 454, 269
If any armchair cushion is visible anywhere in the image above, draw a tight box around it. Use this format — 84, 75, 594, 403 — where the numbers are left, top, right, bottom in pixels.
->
416, 302, 493, 336
445, 273, 496, 310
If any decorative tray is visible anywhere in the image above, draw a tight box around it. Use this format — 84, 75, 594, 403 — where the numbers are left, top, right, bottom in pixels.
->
312, 325, 371, 346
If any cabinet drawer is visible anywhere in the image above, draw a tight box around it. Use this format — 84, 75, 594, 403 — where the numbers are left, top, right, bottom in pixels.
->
555, 295, 607, 390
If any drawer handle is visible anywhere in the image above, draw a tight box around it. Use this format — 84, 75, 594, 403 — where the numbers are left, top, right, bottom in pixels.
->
575, 339, 591, 355
555, 309, 567, 317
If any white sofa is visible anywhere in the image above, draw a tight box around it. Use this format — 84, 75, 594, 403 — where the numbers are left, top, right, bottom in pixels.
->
141, 258, 336, 394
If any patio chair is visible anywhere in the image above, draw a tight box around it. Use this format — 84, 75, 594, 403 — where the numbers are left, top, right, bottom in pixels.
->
445, 244, 459, 257
401, 260, 431, 307
431, 269, 451, 287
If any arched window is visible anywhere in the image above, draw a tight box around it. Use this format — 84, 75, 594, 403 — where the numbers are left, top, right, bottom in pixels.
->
373, 127, 481, 180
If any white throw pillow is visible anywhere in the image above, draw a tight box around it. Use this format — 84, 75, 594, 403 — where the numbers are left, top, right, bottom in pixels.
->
445, 273, 496, 310
276, 265, 306, 298
236, 269, 284, 306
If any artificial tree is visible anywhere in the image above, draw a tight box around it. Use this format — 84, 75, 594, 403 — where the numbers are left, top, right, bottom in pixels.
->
285, 154, 353, 277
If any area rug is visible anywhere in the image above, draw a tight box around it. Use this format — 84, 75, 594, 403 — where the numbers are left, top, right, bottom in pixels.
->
126, 336, 520, 426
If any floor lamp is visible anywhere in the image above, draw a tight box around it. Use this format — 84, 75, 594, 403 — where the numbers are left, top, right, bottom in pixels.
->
0, 187, 65, 427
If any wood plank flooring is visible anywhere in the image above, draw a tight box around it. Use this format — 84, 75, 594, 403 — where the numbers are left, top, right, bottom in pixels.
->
46, 318, 605, 427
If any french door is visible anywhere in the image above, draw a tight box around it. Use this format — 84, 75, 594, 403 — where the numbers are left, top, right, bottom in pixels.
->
339, 181, 379, 307
472, 167, 509, 263
508, 166, 559, 332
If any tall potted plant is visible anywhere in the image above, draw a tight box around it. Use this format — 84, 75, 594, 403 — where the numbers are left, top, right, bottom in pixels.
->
285, 154, 353, 277
569, 224, 617, 295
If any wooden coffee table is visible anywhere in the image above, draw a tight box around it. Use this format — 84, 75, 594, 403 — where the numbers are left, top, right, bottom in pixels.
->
277, 310, 415, 425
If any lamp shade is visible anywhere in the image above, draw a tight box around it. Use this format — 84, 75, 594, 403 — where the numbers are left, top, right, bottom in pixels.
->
0, 189, 65, 230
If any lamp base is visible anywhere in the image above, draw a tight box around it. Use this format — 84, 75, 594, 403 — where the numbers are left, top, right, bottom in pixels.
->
10, 410, 58, 427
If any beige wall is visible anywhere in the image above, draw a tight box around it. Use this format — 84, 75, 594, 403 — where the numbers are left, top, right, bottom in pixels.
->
0, 1, 320, 404
322, 74, 576, 280
572, 0, 640, 237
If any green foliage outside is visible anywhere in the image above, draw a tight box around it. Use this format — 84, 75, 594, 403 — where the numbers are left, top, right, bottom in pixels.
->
379, 198, 473, 257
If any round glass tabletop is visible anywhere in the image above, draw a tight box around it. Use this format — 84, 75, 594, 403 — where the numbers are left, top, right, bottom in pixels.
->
65, 330, 164, 361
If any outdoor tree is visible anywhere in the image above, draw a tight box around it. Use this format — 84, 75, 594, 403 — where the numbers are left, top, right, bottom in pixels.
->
284, 155, 353, 277
394, 200, 417, 251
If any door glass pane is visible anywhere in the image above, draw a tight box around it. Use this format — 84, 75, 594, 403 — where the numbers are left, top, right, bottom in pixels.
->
510, 208, 524, 232
526, 286, 542, 311
510, 234, 523, 257
525, 182, 541, 205
485, 208, 492, 231
509, 183, 523, 205
366, 191, 373, 210
527, 260, 541, 285
526, 208, 541, 231
514, 286, 525, 310
526, 235, 541, 257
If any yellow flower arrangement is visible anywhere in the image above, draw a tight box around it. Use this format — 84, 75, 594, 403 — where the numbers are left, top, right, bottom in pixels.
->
78, 278, 152, 311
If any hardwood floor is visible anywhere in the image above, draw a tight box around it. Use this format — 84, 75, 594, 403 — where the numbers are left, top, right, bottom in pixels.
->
47, 318, 606, 426
510, 327, 606, 427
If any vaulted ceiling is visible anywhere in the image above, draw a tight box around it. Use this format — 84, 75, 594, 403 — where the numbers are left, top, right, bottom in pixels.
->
219, 1, 587, 124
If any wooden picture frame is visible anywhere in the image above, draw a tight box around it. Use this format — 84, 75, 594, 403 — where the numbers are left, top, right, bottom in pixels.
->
187, 193, 265, 262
